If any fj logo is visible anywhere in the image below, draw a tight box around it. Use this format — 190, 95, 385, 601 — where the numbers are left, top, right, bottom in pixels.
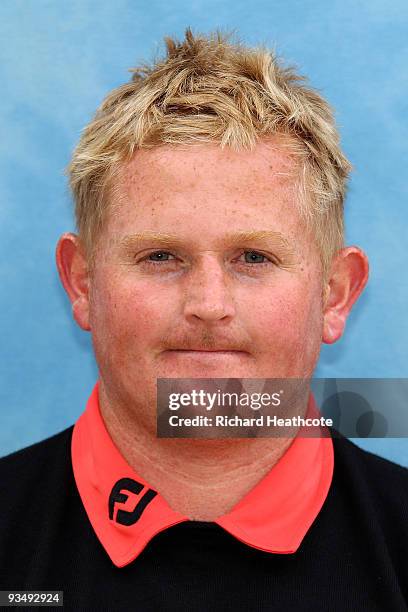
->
109, 478, 158, 526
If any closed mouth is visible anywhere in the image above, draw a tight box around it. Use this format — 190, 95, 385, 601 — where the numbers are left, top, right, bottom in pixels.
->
168, 348, 246, 351
165, 349, 249, 355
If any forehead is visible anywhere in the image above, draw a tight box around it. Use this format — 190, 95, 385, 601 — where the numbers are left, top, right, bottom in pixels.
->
115, 137, 300, 206
97, 139, 322, 269
102, 138, 311, 254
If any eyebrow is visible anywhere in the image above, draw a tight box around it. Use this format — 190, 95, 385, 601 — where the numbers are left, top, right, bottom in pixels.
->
120, 232, 186, 250
225, 230, 295, 252
118, 230, 299, 267
120, 229, 293, 248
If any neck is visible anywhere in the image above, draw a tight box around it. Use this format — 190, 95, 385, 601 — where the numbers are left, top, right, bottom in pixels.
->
99, 383, 295, 521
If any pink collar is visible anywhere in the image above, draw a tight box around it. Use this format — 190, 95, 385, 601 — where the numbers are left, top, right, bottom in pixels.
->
71, 383, 334, 567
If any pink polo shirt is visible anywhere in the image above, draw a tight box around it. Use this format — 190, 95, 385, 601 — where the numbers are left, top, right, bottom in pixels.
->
71, 383, 334, 567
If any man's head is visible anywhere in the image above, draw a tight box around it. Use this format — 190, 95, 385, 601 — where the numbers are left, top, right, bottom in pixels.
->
56, 28, 368, 430
67, 27, 352, 277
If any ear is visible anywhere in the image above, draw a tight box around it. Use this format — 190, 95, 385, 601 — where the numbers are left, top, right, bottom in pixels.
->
56, 233, 91, 331
322, 246, 369, 344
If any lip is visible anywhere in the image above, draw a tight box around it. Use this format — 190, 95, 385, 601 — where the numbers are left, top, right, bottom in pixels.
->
165, 349, 249, 354
163, 349, 250, 358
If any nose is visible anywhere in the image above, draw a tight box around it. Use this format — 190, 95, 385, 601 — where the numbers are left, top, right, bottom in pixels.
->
183, 255, 236, 323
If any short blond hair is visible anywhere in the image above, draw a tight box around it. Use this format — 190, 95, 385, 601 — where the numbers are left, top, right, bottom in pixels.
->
68, 27, 351, 276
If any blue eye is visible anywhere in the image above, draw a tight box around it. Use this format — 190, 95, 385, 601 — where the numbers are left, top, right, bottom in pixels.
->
148, 251, 173, 261
243, 251, 267, 264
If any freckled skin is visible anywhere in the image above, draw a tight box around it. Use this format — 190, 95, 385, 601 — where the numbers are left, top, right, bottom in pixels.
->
56, 138, 368, 518
87, 140, 326, 431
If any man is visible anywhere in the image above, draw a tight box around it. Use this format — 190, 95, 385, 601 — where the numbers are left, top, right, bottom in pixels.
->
0, 27, 407, 611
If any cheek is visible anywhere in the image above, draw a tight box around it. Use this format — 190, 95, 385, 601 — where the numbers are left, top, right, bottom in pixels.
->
244, 280, 324, 354
89, 274, 173, 352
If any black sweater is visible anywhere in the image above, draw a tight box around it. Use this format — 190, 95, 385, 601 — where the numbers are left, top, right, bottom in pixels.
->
0, 427, 407, 611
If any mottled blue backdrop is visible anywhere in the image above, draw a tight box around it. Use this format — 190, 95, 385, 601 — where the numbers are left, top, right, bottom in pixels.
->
0, 0, 407, 464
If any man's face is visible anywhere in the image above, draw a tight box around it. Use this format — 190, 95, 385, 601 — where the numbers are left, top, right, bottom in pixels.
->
87, 139, 326, 422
